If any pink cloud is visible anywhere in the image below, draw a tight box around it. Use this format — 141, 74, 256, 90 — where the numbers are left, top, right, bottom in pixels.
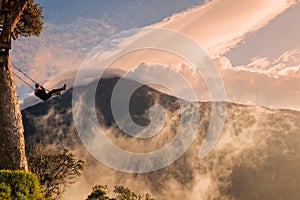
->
153, 0, 295, 55
16, 0, 300, 112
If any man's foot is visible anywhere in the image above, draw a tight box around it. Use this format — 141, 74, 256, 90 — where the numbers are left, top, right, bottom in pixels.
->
63, 84, 66, 90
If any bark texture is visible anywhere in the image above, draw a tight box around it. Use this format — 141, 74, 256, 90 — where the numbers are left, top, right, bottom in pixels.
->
0, 54, 28, 170
0, 0, 29, 170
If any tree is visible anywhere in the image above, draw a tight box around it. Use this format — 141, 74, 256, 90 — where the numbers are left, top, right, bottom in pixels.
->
12, 0, 43, 39
0, 170, 45, 199
27, 144, 85, 200
86, 185, 155, 200
86, 185, 113, 200
0, 0, 43, 170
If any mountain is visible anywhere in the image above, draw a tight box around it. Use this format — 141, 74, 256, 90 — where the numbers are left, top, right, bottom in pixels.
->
21, 76, 300, 200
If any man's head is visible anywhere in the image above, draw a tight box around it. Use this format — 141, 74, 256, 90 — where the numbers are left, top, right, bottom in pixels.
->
35, 83, 40, 88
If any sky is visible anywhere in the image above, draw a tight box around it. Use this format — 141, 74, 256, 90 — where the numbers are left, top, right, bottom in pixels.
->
36, 0, 203, 27
12, 0, 204, 103
11, 0, 300, 111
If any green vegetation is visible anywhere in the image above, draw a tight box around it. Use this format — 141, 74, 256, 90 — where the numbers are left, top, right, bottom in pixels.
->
86, 185, 155, 200
0, 182, 11, 199
13, 0, 44, 39
27, 144, 85, 200
2, 1, 154, 199
0, 144, 154, 200
0, 170, 45, 199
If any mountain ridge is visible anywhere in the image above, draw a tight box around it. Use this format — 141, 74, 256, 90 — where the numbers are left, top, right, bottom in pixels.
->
21, 76, 300, 200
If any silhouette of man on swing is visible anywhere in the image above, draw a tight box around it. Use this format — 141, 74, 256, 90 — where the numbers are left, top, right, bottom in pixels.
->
34, 83, 66, 101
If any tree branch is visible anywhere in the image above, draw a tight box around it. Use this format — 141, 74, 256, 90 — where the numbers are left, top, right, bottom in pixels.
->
11, 0, 28, 39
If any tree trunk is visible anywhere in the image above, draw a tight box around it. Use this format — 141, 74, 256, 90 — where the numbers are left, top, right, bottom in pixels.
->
0, 52, 28, 170
0, 0, 29, 171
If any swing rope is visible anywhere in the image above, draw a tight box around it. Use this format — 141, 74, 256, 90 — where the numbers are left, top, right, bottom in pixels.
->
12, 64, 37, 84
12, 71, 35, 90
11, 64, 50, 91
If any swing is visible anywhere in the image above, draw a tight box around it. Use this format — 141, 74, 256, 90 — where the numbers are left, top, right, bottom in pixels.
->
12, 64, 66, 101
12, 64, 50, 91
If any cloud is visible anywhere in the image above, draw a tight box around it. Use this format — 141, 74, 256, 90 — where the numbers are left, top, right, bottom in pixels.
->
212, 54, 300, 110
17, 0, 300, 112
224, 49, 300, 77
62, 85, 300, 199
18, 1, 300, 198
227, 2, 300, 64
11, 17, 117, 100
152, 0, 295, 55
15, 0, 293, 87
147, 0, 300, 110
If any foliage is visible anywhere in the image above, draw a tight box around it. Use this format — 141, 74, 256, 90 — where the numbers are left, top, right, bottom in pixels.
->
0, 170, 45, 200
86, 185, 155, 200
27, 144, 85, 200
0, 182, 11, 200
13, 0, 43, 39
114, 186, 155, 200
86, 185, 112, 200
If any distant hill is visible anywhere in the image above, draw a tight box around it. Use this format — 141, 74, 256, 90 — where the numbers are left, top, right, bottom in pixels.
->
22, 76, 300, 200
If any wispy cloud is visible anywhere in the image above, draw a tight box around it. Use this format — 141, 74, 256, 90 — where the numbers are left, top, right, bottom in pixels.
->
148, 0, 300, 110
12, 17, 116, 85
152, 0, 296, 55
16, 0, 300, 111
231, 49, 300, 77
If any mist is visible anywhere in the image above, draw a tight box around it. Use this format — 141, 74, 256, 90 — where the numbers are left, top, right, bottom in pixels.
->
22, 77, 300, 200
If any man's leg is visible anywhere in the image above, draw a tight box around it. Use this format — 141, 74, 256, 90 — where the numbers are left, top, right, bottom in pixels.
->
48, 84, 66, 97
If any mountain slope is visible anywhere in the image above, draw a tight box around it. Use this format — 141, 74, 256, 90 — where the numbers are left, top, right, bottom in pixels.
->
22, 77, 300, 200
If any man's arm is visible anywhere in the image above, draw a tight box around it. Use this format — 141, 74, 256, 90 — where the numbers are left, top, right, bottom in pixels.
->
40, 86, 46, 93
